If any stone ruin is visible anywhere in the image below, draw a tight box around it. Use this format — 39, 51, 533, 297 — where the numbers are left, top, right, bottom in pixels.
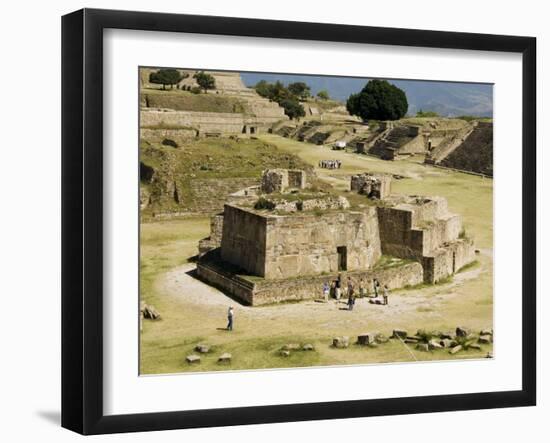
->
350, 173, 392, 199
260, 169, 307, 194
196, 170, 475, 305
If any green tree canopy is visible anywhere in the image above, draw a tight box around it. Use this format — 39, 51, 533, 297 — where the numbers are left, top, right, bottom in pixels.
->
193, 71, 216, 93
416, 109, 439, 117
346, 79, 408, 121
253, 80, 305, 120
279, 98, 305, 120
316, 89, 330, 100
288, 82, 311, 100
149, 69, 186, 90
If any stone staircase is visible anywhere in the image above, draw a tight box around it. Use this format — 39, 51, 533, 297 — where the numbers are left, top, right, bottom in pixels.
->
425, 122, 475, 164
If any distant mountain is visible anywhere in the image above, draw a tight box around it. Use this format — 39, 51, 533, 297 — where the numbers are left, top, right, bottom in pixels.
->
240, 72, 493, 118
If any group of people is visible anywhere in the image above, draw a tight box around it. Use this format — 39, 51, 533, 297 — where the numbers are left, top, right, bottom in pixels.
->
318, 159, 342, 169
322, 276, 390, 310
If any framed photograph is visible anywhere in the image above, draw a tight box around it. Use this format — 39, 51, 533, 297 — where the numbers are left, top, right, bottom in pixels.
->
62, 8, 536, 435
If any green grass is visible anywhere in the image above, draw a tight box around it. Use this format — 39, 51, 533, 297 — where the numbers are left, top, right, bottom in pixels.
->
140, 137, 312, 214
457, 260, 480, 273
141, 88, 247, 113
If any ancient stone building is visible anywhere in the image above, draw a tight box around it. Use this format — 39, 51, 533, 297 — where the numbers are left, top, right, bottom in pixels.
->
350, 173, 391, 199
140, 70, 288, 137
260, 169, 307, 194
196, 169, 475, 305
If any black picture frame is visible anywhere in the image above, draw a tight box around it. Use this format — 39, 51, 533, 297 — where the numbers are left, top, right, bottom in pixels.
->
61, 8, 537, 435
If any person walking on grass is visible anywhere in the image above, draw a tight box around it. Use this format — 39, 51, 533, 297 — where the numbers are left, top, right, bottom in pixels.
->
383, 285, 390, 306
227, 306, 234, 331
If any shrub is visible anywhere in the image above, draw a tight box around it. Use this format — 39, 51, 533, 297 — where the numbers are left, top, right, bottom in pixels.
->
190, 86, 202, 94
161, 138, 178, 148
254, 197, 276, 210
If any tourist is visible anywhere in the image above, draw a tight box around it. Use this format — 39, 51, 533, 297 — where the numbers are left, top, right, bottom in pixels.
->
322, 281, 330, 302
383, 285, 390, 305
373, 279, 380, 298
347, 277, 354, 297
347, 286, 355, 311
335, 274, 342, 300
359, 278, 366, 298
227, 306, 234, 331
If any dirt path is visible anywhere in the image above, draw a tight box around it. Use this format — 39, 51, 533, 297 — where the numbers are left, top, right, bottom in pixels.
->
160, 257, 487, 331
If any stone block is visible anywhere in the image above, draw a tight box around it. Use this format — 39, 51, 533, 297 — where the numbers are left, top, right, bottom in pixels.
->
392, 329, 408, 339
357, 333, 376, 346
218, 353, 232, 363
449, 345, 463, 355
186, 355, 201, 364
195, 344, 210, 353
478, 335, 492, 344
332, 336, 350, 349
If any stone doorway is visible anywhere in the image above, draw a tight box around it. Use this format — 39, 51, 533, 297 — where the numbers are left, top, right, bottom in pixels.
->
337, 246, 347, 271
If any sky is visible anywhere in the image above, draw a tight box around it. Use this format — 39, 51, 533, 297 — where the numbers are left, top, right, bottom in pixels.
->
240, 72, 493, 118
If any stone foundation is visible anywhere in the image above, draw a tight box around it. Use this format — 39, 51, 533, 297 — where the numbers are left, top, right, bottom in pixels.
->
197, 253, 423, 306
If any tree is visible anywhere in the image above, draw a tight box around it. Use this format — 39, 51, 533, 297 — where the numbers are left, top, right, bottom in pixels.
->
149, 69, 186, 90
279, 98, 305, 120
288, 82, 311, 100
193, 71, 216, 93
346, 79, 408, 121
316, 89, 330, 100
416, 109, 439, 118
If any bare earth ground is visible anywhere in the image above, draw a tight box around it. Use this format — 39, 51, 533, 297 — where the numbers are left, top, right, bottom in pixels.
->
140, 135, 493, 374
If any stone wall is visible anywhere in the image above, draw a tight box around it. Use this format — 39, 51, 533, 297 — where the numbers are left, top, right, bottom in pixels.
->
197, 259, 423, 306
140, 128, 198, 145
422, 238, 475, 283
260, 169, 306, 194
220, 205, 267, 276
263, 207, 382, 279
350, 173, 392, 199
196, 260, 255, 305
377, 197, 462, 260
198, 213, 224, 255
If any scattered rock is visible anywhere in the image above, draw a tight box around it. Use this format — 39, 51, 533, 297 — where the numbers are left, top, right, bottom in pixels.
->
440, 332, 454, 340
280, 350, 291, 357
357, 333, 376, 346
478, 335, 492, 344
218, 353, 232, 363
375, 333, 389, 344
456, 327, 470, 337
404, 338, 419, 344
392, 329, 408, 339
141, 303, 161, 320
368, 342, 379, 348
449, 345, 463, 355
333, 336, 350, 348
186, 355, 201, 364
282, 343, 301, 351
302, 344, 315, 351
416, 343, 430, 352
195, 344, 210, 354
440, 339, 453, 348
480, 328, 493, 337
428, 339, 443, 350
469, 343, 482, 350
